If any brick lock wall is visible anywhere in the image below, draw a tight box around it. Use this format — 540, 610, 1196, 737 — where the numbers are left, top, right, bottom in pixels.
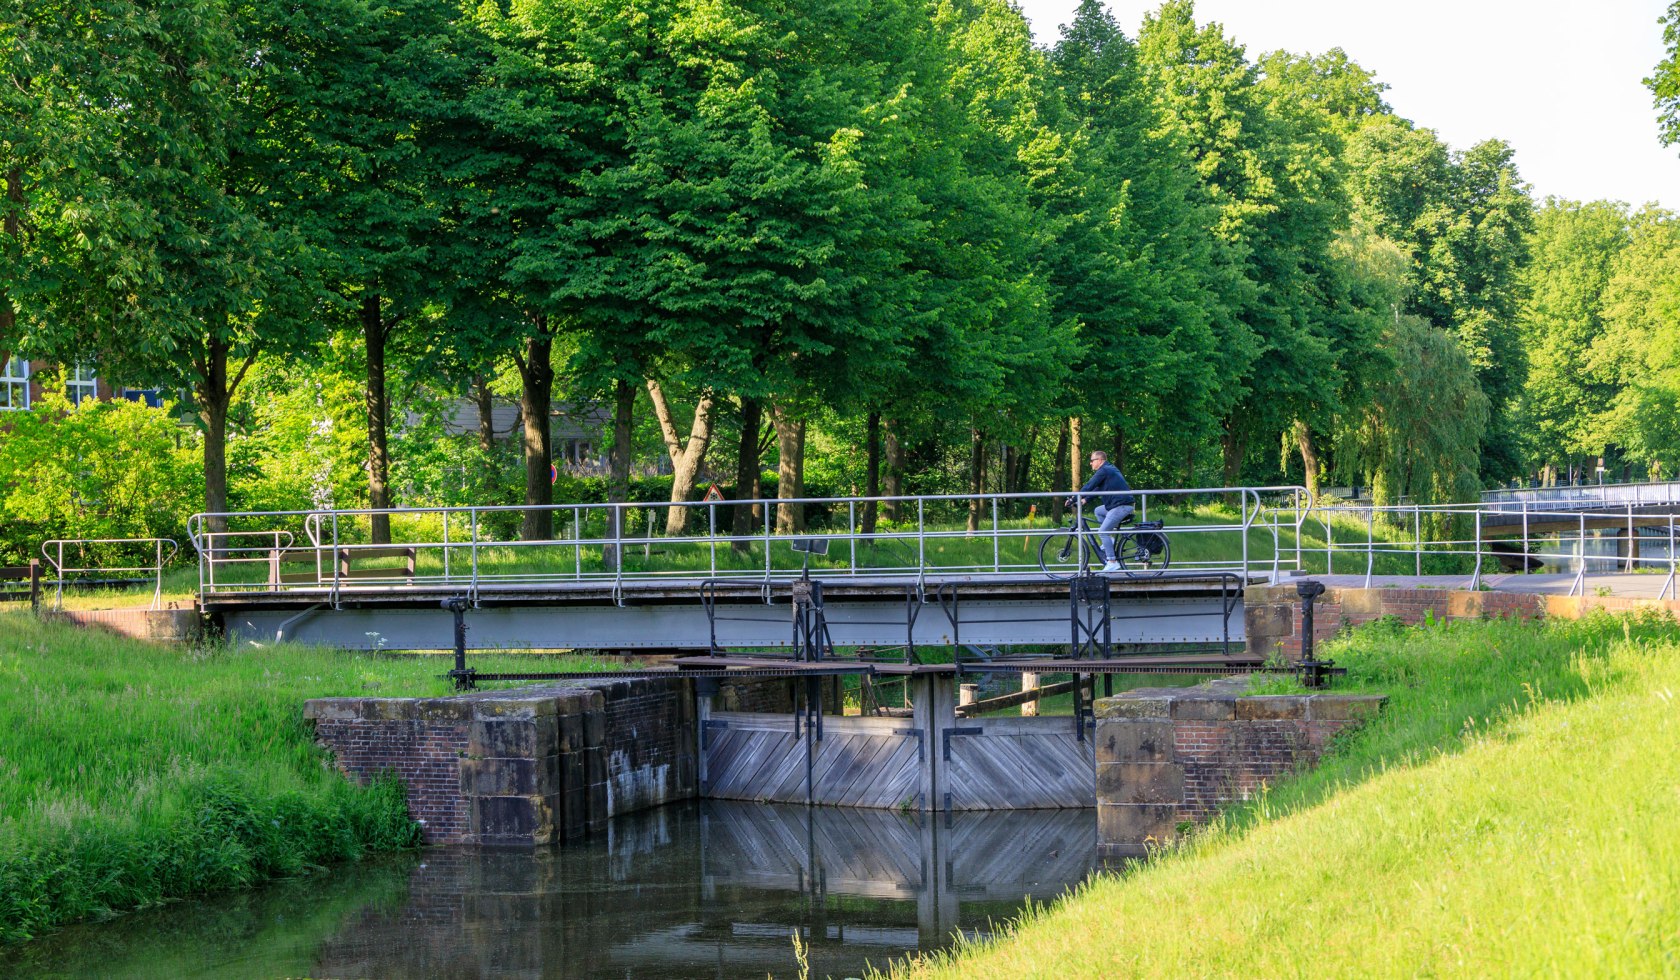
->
1242, 582, 1680, 662
313, 718, 473, 842
1095, 680, 1384, 857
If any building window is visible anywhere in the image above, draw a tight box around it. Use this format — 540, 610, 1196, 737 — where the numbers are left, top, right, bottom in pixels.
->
121, 387, 164, 408
66, 363, 98, 405
0, 358, 28, 411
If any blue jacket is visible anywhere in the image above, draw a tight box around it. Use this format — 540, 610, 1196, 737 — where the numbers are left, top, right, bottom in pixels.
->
1078, 462, 1134, 510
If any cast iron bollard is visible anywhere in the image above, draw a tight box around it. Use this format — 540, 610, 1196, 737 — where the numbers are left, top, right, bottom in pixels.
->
1295, 580, 1334, 689
441, 597, 476, 691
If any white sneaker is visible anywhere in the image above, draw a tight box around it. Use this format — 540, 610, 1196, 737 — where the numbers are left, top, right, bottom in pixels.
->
1101, 560, 1121, 572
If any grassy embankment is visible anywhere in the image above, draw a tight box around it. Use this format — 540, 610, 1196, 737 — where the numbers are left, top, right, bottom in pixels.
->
886, 612, 1680, 977
0, 613, 617, 944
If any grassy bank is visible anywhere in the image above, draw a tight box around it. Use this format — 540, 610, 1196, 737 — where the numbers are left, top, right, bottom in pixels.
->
888, 613, 1680, 977
0, 614, 615, 943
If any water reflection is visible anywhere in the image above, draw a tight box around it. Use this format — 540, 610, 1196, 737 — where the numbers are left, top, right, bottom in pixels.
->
2, 802, 1096, 979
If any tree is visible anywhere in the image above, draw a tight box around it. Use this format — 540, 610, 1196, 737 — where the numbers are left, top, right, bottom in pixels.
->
1513, 200, 1630, 480
1335, 312, 1489, 506
1588, 209, 1680, 470
283, 0, 456, 542
1650, 1, 1680, 147
16, 0, 324, 528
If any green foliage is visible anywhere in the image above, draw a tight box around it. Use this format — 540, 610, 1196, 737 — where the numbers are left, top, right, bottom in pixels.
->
1650, 1, 1680, 147
0, 392, 200, 562
1334, 312, 1489, 505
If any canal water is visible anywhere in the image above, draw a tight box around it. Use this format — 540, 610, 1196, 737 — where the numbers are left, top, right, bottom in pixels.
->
1, 802, 1099, 979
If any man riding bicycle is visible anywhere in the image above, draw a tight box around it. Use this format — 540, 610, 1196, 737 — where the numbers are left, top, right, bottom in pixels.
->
1071, 450, 1134, 573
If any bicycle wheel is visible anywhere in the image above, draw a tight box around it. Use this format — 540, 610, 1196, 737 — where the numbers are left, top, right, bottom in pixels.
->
1118, 530, 1170, 576
1038, 529, 1091, 579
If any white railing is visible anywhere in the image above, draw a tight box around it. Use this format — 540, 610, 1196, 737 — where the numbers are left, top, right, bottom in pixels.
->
185, 486, 1313, 603
40, 538, 180, 610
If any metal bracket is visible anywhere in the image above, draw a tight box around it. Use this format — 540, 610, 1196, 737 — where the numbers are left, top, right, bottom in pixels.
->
1069, 574, 1112, 661
892, 727, 924, 763
942, 726, 983, 762
701, 718, 729, 750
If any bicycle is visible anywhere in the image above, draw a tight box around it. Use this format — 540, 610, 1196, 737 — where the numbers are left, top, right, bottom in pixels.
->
1037, 505, 1170, 579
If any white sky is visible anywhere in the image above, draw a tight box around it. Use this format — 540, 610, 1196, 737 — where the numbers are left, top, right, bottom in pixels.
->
1015, 0, 1679, 211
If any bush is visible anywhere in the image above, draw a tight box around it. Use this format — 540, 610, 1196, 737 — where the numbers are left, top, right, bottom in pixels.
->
0, 392, 201, 564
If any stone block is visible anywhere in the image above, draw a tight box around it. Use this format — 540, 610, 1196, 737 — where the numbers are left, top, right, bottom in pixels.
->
1244, 603, 1294, 637
558, 750, 584, 793
469, 719, 537, 758
584, 746, 608, 789
460, 757, 539, 796
557, 710, 585, 754
1447, 591, 1484, 619
1096, 762, 1183, 805
1235, 696, 1307, 721
363, 698, 419, 722
1096, 695, 1171, 720
1337, 589, 1384, 616
1097, 720, 1175, 764
540, 753, 562, 796
471, 795, 541, 842
1307, 695, 1386, 722
1172, 697, 1236, 721
415, 699, 474, 722
471, 698, 543, 721
561, 787, 587, 837
303, 698, 364, 723
1097, 802, 1180, 847
582, 705, 607, 747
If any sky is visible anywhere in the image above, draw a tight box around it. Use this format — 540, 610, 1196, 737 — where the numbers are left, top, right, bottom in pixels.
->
1014, 0, 1678, 211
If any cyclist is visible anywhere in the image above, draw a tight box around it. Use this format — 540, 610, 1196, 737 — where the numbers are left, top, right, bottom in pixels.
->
1072, 450, 1135, 572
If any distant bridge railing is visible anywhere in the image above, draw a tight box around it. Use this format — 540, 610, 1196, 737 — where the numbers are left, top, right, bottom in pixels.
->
185, 486, 1313, 604
39, 537, 180, 610
1298, 500, 1680, 598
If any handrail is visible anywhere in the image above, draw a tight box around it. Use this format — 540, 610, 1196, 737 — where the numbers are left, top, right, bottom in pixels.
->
40, 537, 179, 610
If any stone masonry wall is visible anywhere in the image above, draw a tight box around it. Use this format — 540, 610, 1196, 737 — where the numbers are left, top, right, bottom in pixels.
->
307, 678, 702, 846
1095, 678, 1384, 858
1243, 583, 1680, 661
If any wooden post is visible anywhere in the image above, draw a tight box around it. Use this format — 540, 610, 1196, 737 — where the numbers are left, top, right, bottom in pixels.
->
958, 683, 978, 708
1020, 671, 1040, 717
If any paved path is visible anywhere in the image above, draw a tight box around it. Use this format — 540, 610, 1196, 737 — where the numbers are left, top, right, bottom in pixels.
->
1305, 572, 1677, 599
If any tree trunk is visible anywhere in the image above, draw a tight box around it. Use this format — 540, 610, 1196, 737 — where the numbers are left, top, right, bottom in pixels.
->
655, 385, 715, 536
1050, 420, 1069, 523
515, 330, 554, 540
1221, 419, 1247, 487
732, 397, 763, 552
604, 377, 635, 569
967, 427, 985, 533
772, 399, 804, 534
863, 412, 880, 535
1111, 425, 1126, 472
883, 417, 904, 522
193, 334, 256, 537
1294, 419, 1321, 500
1069, 416, 1083, 496
0, 166, 20, 371
473, 374, 496, 455
361, 294, 392, 544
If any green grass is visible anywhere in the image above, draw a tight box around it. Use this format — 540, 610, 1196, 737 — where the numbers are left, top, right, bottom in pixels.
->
884, 612, 1680, 977
0, 613, 621, 943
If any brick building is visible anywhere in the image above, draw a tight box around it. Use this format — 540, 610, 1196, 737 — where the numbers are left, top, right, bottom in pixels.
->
0, 356, 163, 411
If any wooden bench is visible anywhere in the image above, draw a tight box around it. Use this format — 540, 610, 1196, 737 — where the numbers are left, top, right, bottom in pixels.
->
0, 560, 42, 609
267, 548, 324, 586
336, 546, 416, 582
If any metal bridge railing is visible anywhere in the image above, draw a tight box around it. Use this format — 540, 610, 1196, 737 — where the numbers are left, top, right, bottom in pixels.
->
1305, 501, 1680, 599
185, 486, 1315, 603
40, 538, 180, 610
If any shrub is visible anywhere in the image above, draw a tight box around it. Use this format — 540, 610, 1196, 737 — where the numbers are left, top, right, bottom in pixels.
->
0, 392, 201, 563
